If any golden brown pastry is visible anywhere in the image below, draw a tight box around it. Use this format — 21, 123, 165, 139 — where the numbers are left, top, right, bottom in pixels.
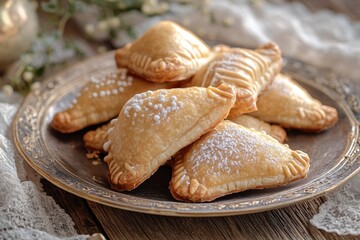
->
83, 121, 113, 150
51, 69, 175, 133
249, 74, 338, 132
104, 84, 236, 191
170, 120, 310, 202
115, 21, 211, 83
190, 43, 283, 117
228, 115, 287, 143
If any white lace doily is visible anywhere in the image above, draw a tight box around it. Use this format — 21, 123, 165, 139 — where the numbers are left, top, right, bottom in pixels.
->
1, 0, 359, 238
0, 94, 88, 240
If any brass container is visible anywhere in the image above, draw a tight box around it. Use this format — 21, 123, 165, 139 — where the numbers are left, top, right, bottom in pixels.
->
0, 0, 38, 71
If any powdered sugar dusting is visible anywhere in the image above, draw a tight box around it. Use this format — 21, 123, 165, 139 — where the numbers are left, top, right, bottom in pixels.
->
189, 123, 288, 177
85, 69, 134, 98
123, 89, 184, 125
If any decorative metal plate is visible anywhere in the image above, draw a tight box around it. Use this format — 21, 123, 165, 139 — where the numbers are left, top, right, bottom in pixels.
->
13, 51, 360, 216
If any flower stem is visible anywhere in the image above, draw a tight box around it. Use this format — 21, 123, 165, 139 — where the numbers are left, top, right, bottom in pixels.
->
58, 12, 71, 36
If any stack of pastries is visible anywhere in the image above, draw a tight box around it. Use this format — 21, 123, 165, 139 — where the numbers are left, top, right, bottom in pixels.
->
51, 21, 338, 202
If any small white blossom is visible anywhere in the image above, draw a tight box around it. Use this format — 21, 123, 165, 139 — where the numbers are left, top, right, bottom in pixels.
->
141, 5, 151, 15
159, 2, 169, 12
141, 0, 169, 15
97, 20, 109, 32
85, 23, 96, 36
23, 71, 34, 82
107, 17, 121, 29
30, 82, 41, 91
2, 85, 14, 96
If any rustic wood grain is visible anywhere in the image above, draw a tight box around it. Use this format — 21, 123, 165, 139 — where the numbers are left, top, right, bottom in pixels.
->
86, 197, 358, 240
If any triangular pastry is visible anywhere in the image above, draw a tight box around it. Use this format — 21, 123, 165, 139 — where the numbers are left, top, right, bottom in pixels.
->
51, 69, 175, 133
248, 74, 338, 132
170, 120, 310, 202
190, 43, 283, 117
115, 21, 211, 83
104, 84, 236, 191
227, 115, 287, 143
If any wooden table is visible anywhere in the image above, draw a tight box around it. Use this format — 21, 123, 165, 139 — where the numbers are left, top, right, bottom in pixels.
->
40, 1, 359, 239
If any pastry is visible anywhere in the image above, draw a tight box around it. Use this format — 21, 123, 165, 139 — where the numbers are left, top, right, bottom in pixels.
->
249, 74, 338, 132
115, 21, 211, 83
170, 120, 310, 202
228, 115, 287, 143
103, 84, 236, 191
190, 43, 283, 117
83, 121, 113, 151
51, 69, 175, 133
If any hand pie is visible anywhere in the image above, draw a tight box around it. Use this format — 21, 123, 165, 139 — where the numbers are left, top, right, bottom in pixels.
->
170, 120, 310, 202
248, 74, 338, 132
83, 121, 113, 151
190, 43, 283, 117
227, 115, 287, 143
51, 69, 175, 133
115, 21, 211, 83
104, 84, 236, 191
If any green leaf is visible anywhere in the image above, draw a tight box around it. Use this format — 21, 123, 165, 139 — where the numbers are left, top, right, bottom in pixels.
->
41, 0, 59, 13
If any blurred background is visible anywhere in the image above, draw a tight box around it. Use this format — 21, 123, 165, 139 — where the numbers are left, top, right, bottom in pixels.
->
0, 0, 358, 95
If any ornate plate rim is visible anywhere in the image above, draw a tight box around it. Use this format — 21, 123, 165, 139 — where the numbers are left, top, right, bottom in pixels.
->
12, 51, 360, 217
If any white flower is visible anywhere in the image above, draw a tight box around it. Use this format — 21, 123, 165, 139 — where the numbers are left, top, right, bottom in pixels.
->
85, 23, 96, 36
141, 4, 153, 15
141, 0, 169, 15
30, 81, 41, 91
107, 17, 121, 29
158, 2, 169, 12
23, 71, 34, 82
97, 20, 109, 32
2, 85, 14, 96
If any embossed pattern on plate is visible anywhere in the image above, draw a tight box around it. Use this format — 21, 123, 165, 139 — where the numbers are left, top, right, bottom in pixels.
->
13, 51, 360, 216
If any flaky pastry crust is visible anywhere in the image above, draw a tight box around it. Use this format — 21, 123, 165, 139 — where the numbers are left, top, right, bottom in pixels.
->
170, 121, 310, 202
249, 74, 338, 132
115, 21, 211, 83
227, 115, 287, 143
190, 43, 283, 117
104, 84, 236, 191
83, 121, 113, 151
51, 69, 175, 133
